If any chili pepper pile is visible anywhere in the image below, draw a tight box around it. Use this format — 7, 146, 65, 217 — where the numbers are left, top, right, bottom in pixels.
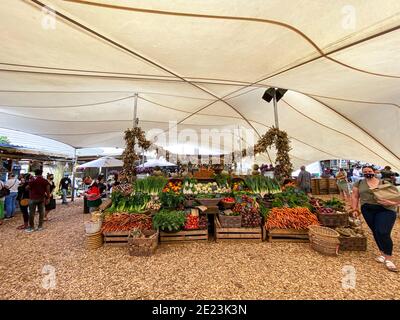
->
232, 195, 261, 227
184, 214, 199, 230
101, 213, 152, 232
265, 207, 319, 230
163, 181, 182, 194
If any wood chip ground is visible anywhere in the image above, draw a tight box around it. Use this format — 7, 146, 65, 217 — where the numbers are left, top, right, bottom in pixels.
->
0, 199, 399, 300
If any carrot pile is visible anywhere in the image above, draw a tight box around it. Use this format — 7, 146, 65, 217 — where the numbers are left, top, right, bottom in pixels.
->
101, 213, 152, 232
265, 207, 319, 230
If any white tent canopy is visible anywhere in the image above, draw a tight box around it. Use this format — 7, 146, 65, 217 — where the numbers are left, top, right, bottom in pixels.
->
138, 158, 177, 168
1, 0, 400, 170
77, 156, 123, 169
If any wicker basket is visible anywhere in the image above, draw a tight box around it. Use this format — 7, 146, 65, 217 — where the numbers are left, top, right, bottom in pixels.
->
220, 200, 235, 210
128, 229, 159, 256
196, 198, 222, 207
318, 211, 349, 227
339, 236, 367, 251
218, 213, 242, 228
308, 225, 340, 256
84, 220, 102, 234
98, 198, 112, 212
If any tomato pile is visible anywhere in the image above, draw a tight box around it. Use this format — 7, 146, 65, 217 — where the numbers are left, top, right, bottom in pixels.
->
184, 214, 199, 230
221, 197, 235, 203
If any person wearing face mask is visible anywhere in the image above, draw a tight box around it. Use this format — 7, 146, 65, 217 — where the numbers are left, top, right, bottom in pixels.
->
352, 166, 400, 272
44, 173, 56, 221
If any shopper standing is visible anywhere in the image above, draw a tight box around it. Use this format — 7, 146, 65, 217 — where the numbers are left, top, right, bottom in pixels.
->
4, 173, 20, 219
297, 166, 312, 195
85, 181, 102, 213
97, 175, 107, 199
352, 166, 400, 272
26, 169, 50, 233
59, 173, 71, 205
381, 166, 395, 184
44, 173, 56, 221
336, 168, 350, 203
0, 179, 5, 222
351, 165, 362, 183
16, 174, 30, 230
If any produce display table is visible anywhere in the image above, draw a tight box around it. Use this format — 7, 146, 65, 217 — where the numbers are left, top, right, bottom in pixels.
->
160, 229, 208, 244
214, 216, 262, 242
267, 228, 309, 242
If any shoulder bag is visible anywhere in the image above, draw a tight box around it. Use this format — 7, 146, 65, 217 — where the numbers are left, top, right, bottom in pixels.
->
371, 181, 400, 202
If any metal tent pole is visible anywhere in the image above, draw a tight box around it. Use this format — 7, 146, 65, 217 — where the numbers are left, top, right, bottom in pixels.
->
71, 148, 77, 202
133, 93, 138, 128
273, 89, 279, 129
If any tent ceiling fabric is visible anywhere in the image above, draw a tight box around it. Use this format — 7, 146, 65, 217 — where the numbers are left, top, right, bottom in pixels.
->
0, 0, 399, 170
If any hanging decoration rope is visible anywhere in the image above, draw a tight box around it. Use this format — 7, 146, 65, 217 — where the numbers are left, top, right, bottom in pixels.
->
254, 127, 293, 181
122, 127, 151, 180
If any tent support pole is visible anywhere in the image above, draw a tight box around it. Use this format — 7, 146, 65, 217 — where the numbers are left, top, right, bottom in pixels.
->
273, 89, 279, 129
71, 149, 77, 202
133, 93, 138, 128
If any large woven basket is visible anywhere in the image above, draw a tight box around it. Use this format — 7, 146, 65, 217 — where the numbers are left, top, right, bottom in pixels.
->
128, 229, 159, 256
308, 225, 340, 256
196, 198, 222, 207
220, 200, 235, 210
218, 213, 241, 228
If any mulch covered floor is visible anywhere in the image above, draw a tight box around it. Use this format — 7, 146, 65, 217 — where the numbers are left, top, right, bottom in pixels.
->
0, 199, 399, 300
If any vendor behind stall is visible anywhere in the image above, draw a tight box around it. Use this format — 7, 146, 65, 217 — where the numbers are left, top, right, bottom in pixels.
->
85, 181, 102, 212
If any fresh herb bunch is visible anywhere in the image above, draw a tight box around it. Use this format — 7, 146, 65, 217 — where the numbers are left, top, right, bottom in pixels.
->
271, 187, 311, 210
153, 210, 186, 232
213, 173, 231, 187
160, 192, 185, 209
323, 197, 345, 211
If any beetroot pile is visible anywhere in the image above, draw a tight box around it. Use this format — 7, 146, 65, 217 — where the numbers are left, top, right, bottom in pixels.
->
233, 195, 261, 228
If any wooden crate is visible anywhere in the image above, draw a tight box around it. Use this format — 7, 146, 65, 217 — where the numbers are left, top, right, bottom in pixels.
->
267, 228, 309, 242
311, 179, 319, 195
160, 229, 208, 244
103, 231, 130, 247
339, 236, 367, 251
328, 179, 339, 194
318, 179, 329, 195
215, 217, 262, 242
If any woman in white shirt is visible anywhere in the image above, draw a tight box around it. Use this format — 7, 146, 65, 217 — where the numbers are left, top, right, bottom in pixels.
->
4, 174, 20, 219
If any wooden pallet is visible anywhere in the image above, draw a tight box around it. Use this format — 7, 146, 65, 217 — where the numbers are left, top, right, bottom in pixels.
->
215, 217, 262, 242
267, 228, 309, 242
103, 231, 129, 247
159, 229, 208, 244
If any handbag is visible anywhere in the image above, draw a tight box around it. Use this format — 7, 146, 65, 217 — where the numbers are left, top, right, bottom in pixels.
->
371, 182, 400, 202
20, 199, 30, 206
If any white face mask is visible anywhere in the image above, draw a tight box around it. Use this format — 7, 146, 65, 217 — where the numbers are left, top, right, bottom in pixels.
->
376, 173, 382, 179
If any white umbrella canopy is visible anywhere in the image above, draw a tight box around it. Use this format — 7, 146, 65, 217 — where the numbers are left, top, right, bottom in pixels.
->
77, 156, 123, 169
138, 158, 177, 168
